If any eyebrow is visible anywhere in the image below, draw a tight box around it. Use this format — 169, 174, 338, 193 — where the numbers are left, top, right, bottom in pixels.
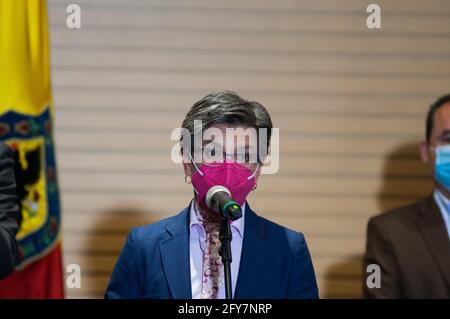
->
438, 129, 450, 138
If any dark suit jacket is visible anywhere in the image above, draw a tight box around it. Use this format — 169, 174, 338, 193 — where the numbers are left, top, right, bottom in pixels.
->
0, 142, 20, 279
105, 203, 319, 299
363, 195, 450, 298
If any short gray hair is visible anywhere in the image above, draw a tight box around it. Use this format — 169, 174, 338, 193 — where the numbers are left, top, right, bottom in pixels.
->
181, 91, 273, 155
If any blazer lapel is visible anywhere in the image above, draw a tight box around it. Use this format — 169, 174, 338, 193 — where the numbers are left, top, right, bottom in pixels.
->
234, 204, 270, 298
416, 195, 450, 287
159, 207, 192, 298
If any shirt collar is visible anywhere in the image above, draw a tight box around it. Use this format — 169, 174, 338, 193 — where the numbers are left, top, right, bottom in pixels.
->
189, 199, 245, 239
434, 188, 450, 210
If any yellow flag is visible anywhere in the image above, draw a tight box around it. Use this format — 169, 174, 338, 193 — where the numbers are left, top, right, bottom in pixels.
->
0, 0, 52, 116
0, 0, 61, 269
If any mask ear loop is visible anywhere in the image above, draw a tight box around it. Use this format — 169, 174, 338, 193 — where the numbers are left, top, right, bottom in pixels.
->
247, 162, 260, 180
188, 152, 204, 176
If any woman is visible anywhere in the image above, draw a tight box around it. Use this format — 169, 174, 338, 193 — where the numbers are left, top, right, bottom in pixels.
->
106, 91, 318, 299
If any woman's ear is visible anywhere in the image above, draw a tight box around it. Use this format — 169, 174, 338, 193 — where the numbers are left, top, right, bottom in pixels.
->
420, 141, 430, 163
181, 147, 193, 177
183, 162, 192, 177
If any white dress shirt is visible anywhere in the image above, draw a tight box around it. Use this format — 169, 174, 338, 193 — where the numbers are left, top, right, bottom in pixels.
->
189, 200, 245, 299
433, 189, 450, 239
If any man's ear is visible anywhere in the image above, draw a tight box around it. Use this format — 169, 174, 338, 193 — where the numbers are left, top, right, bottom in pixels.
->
420, 140, 430, 163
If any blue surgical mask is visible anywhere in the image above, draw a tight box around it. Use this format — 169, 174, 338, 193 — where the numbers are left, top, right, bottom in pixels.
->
434, 145, 450, 190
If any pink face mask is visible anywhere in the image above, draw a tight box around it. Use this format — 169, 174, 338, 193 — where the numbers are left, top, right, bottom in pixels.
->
189, 156, 259, 209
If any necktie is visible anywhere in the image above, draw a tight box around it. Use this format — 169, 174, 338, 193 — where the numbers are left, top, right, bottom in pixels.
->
194, 204, 223, 299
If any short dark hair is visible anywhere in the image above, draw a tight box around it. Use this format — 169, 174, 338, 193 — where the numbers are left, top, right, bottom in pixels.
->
426, 94, 450, 142
181, 91, 273, 153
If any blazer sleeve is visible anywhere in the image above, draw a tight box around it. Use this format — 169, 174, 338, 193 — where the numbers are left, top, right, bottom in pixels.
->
288, 233, 319, 299
0, 143, 20, 279
105, 228, 141, 298
363, 217, 402, 298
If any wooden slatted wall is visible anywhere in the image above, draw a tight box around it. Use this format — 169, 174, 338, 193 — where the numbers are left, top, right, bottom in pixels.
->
47, 0, 450, 298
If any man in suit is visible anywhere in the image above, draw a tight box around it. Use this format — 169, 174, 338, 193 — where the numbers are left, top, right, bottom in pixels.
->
105, 91, 319, 299
363, 94, 450, 298
0, 142, 20, 279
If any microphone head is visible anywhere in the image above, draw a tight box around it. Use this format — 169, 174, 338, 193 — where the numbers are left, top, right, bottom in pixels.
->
205, 185, 231, 209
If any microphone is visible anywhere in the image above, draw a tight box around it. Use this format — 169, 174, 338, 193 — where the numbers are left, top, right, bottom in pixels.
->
206, 185, 243, 220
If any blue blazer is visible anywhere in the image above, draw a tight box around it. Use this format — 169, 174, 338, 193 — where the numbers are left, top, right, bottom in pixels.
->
105, 203, 319, 299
